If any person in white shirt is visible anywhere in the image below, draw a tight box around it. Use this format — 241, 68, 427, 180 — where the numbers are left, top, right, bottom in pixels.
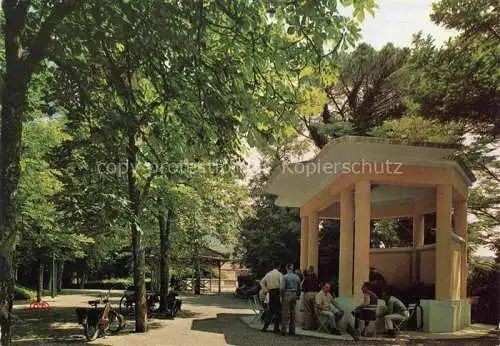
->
260, 262, 283, 333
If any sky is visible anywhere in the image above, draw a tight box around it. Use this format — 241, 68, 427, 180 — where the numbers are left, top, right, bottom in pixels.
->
346, 0, 457, 49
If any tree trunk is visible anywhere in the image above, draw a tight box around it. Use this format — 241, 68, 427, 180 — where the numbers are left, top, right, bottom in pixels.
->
127, 132, 147, 332
0, 49, 28, 346
79, 271, 87, 289
0, 3, 79, 343
159, 209, 172, 312
194, 255, 201, 295
37, 262, 44, 302
57, 262, 64, 293
0, 251, 14, 346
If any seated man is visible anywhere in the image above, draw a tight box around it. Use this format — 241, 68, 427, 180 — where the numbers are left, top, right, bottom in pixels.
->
382, 291, 409, 337
315, 282, 344, 335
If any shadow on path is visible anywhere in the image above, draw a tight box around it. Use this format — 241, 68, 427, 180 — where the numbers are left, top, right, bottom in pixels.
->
191, 313, 499, 346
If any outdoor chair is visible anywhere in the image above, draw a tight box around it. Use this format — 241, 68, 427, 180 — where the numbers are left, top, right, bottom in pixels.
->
248, 295, 265, 324
357, 306, 378, 336
314, 304, 330, 333
394, 303, 417, 333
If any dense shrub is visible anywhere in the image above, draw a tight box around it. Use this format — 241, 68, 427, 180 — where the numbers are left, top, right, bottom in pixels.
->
14, 285, 36, 300
66, 278, 153, 290
469, 261, 500, 325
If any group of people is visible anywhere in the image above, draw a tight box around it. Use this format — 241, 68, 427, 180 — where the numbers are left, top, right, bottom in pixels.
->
259, 262, 301, 336
259, 262, 410, 339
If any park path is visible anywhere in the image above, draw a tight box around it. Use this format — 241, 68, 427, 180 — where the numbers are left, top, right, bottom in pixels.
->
11, 292, 498, 346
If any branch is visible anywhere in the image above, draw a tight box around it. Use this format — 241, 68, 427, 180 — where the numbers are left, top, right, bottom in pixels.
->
472, 209, 500, 225
2, 0, 29, 71
139, 171, 159, 207
25, 0, 81, 68
322, 32, 345, 59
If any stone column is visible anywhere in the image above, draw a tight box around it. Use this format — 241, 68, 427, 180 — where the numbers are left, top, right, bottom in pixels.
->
300, 214, 309, 271
436, 184, 453, 300
339, 188, 354, 297
412, 213, 425, 283
353, 180, 371, 298
307, 212, 319, 273
454, 200, 468, 299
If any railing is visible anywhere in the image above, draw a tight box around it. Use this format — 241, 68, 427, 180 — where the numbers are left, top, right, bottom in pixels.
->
180, 278, 237, 293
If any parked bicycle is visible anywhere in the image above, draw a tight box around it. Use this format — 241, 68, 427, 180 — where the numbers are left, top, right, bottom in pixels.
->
75, 288, 125, 341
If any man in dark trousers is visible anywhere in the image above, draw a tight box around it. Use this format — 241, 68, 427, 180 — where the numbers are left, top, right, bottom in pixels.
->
260, 261, 283, 333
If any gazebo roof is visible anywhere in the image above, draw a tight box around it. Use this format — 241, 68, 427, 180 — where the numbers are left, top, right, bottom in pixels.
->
265, 136, 475, 208
201, 246, 229, 262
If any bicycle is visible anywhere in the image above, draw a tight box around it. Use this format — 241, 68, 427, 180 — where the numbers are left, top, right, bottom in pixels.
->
75, 288, 125, 341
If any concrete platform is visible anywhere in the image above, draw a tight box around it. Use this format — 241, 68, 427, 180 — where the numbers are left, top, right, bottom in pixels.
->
241, 314, 497, 343
241, 315, 355, 341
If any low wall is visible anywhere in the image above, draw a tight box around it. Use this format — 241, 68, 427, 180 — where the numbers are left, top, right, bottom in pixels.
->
370, 247, 412, 288
421, 299, 471, 332
418, 245, 436, 285
369, 245, 436, 289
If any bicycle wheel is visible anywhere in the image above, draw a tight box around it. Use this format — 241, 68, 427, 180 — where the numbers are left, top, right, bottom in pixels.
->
119, 295, 134, 316
108, 311, 125, 333
84, 323, 99, 341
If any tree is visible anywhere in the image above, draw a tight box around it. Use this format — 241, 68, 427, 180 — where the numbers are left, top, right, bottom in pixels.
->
15, 117, 92, 301
44, 0, 375, 332
301, 43, 410, 148
238, 175, 300, 278
408, 0, 499, 261
1, 0, 376, 337
409, 0, 499, 137
0, 2, 83, 343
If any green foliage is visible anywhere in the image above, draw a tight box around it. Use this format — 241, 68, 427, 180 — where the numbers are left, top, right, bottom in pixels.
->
409, 0, 499, 137
371, 114, 464, 144
371, 218, 412, 248
238, 176, 300, 278
14, 285, 36, 300
468, 258, 500, 324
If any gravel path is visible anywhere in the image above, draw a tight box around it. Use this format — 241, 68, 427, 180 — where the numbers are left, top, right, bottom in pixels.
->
10, 293, 498, 346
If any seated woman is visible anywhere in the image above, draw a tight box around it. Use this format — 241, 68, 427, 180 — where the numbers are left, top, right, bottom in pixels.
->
352, 282, 379, 335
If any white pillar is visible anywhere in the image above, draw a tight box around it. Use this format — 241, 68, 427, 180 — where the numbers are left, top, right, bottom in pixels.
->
353, 180, 371, 299
339, 188, 354, 297
300, 215, 309, 271
307, 212, 319, 273
436, 184, 453, 300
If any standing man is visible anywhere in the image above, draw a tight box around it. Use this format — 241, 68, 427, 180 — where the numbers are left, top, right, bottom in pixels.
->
260, 261, 283, 333
280, 264, 301, 336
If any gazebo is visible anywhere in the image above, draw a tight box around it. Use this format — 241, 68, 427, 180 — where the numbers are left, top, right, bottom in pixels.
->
265, 136, 475, 333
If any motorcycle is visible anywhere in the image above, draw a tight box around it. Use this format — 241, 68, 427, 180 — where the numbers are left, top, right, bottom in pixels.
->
119, 287, 182, 318
235, 276, 260, 299
75, 289, 124, 341
165, 290, 182, 318
119, 286, 160, 316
